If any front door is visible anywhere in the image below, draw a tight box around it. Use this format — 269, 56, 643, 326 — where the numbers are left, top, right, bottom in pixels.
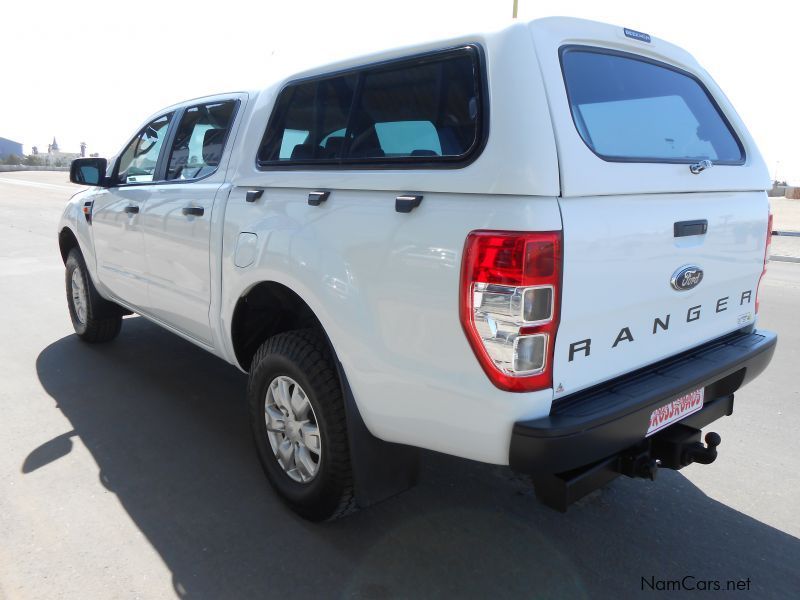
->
92, 112, 174, 309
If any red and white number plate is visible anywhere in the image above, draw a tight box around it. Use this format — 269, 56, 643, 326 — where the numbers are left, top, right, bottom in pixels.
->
646, 388, 705, 437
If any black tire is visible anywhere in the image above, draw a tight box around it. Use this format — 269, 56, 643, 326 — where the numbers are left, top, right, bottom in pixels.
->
248, 329, 356, 521
65, 248, 123, 343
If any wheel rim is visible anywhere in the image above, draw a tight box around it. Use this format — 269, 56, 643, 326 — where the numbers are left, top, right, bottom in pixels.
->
71, 267, 88, 325
264, 375, 321, 483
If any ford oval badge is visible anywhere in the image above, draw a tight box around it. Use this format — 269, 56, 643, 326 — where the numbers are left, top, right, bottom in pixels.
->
671, 265, 704, 291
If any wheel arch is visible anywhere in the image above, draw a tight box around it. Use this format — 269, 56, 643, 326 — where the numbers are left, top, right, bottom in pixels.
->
232, 279, 420, 508
231, 280, 323, 372
58, 227, 80, 264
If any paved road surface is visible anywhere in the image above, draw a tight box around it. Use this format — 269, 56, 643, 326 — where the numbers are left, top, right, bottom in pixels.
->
770, 196, 800, 232
769, 197, 800, 262
1, 171, 798, 599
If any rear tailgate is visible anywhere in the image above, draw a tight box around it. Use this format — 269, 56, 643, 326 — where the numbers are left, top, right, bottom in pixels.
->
529, 18, 771, 396
554, 191, 767, 396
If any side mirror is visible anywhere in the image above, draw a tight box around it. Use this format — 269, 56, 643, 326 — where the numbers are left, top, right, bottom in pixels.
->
70, 157, 109, 187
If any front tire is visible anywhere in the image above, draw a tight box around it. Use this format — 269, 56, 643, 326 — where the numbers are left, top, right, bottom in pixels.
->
65, 248, 122, 343
248, 329, 356, 521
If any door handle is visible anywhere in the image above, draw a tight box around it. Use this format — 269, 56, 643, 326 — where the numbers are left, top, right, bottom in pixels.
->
245, 189, 264, 203
182, 206, 205, 217
395, 194, 423, 213
308, 191, 330, 206
124, 205, 139, 214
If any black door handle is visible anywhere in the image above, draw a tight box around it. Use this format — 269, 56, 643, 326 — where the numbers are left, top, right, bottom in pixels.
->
124, 205, 139, 214
182, 206, 205, 217
395, 194, 423, 213
674, 219, 707, 237
246, 189, 263, 203
308, 191, 330, 206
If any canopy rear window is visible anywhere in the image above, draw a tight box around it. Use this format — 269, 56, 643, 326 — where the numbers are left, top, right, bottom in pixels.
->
560, 46, 744, 164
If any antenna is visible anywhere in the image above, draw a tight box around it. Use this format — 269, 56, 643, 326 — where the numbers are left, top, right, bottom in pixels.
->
513, 0, 519, 18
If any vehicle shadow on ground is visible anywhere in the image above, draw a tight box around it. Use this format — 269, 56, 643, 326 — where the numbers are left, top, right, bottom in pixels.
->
33, 317, 799, 599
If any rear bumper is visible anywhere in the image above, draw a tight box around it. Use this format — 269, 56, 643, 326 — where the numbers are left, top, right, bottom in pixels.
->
509, 329, 777, 475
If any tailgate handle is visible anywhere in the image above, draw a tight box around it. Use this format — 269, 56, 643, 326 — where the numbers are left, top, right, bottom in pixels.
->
674, 219, 708, 237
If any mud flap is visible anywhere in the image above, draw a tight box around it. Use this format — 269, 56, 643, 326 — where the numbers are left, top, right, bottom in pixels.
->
336, 360, 420, 507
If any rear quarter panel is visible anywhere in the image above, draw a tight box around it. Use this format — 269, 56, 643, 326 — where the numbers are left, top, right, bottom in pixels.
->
220, 25, 565, 464
221, 189, 563, 464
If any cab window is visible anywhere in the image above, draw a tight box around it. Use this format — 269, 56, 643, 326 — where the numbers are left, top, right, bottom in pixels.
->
117, 113, 173, 184
166, 101, 237, 180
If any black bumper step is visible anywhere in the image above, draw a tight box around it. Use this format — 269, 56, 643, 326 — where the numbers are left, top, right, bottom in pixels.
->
510, 329, 777, 476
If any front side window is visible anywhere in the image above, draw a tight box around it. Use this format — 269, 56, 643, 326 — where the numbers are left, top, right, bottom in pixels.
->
257, 46, 483, 167
117, 113, 173, 183
560, 47, 744, 164
166, 101, 237, 180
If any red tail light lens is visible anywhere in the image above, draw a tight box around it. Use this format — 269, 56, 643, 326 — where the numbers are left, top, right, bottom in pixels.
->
460, 231, 562, 392
765, 213, 774, 258
756, 213, 773, 314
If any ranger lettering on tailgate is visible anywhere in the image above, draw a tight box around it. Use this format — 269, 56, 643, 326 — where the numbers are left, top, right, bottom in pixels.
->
568, 290, 754, 361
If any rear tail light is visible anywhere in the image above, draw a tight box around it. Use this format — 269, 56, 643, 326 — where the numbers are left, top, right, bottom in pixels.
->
765, 212, 774, 259
755, 213, 773, 314
460, 230, 562, 392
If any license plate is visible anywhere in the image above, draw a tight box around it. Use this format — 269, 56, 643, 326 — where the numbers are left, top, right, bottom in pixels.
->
646, 388, 705, 437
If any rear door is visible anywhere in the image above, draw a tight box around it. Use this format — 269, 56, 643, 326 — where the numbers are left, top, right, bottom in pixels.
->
139, 96, 243, 346
530, 19, 772, 397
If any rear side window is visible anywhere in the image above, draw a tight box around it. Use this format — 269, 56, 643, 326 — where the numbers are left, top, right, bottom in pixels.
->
257, 46, 484, 168
266, 75, 357, 163
560, 47, 744, 164
375, 121, 442, 156
166, 100, 237, 180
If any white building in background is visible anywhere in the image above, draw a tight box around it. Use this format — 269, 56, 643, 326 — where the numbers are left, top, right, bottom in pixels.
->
32, 137, 85, 166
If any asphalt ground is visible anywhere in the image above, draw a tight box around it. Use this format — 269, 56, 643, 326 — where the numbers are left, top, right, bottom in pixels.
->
1, 171, 798, 599
769, 196, 800, 262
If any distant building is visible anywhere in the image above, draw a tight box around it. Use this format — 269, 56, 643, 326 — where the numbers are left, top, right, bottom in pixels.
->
0, 137, 23, 160
41, 137, 81, 166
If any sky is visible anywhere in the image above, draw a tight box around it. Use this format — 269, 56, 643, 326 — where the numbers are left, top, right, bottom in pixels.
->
2, 0, 798, 182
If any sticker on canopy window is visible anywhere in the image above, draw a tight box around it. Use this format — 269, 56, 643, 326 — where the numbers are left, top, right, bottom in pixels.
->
646, 388, 704, 436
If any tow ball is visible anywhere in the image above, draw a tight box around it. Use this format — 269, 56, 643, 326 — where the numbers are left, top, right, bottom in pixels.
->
532, 425, 723, 512
618, 425, 722, 480
683, 432, 721, 465
649, 425, 721, 470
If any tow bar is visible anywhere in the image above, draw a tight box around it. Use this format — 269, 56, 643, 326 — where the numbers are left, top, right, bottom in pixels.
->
532, 425, 722, 512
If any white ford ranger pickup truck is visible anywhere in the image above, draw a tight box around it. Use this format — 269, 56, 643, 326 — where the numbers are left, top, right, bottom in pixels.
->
59, 17, 777, 520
